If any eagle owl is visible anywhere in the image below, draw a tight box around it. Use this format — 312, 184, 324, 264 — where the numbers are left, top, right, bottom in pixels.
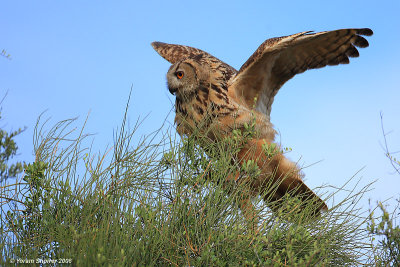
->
152, 28, 373, 220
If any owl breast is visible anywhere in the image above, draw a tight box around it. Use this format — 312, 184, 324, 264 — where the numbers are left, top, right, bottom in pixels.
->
174, 81, 234, 137
174, 81, 275, 141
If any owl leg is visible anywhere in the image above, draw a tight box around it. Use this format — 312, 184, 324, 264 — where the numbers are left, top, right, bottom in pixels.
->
224, 171, 259, 229
238, 196, 258, 230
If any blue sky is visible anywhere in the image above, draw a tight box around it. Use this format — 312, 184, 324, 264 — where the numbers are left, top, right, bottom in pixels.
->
1, 1, 399, 210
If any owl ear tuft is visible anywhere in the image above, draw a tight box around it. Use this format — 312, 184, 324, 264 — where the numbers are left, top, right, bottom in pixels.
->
151, 42, 175, 63
151, 42, 166, 52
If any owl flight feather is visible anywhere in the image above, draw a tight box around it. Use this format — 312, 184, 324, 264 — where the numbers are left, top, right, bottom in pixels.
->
152, 28, 373, 221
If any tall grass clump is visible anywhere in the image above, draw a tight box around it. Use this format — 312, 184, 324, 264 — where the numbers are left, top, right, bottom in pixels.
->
0, 105, 375, 266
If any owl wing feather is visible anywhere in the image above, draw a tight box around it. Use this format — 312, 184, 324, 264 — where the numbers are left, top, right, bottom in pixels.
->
229, 28, 373, 118
151, 42, 237, 82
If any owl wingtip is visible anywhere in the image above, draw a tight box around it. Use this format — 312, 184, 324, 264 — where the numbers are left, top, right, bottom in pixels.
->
359, 28, 373, 36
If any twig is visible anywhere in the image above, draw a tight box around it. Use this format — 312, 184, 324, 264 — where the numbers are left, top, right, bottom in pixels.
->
380, 112, 400, 175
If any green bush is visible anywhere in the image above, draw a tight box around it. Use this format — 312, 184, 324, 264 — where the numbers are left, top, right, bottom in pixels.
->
0, 109, 377, 266
368, 201, 400, 265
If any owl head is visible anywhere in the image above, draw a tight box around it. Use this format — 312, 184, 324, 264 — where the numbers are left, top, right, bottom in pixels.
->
166, 59, 209, 100
151, 41, 235, 101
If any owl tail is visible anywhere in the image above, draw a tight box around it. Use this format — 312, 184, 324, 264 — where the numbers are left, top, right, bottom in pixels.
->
233, 139, 328, 221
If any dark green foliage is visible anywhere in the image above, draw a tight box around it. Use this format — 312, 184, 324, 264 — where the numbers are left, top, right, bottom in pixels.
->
0, 108, 25, 182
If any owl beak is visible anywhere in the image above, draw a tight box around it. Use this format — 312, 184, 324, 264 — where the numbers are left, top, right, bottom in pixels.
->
168, 86, 178, 95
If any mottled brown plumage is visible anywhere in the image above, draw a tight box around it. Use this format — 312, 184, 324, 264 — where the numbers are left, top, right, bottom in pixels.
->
151, 28, 373, 221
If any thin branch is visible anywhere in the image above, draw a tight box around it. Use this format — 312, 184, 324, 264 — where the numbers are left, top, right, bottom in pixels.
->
380, 112, 400, 175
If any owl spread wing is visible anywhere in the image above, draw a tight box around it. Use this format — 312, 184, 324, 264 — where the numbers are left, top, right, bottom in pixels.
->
229, 28, 373, 118
151, 42, 237, 82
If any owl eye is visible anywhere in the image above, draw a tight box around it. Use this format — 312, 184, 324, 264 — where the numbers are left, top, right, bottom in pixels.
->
176, 71, 184, 79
